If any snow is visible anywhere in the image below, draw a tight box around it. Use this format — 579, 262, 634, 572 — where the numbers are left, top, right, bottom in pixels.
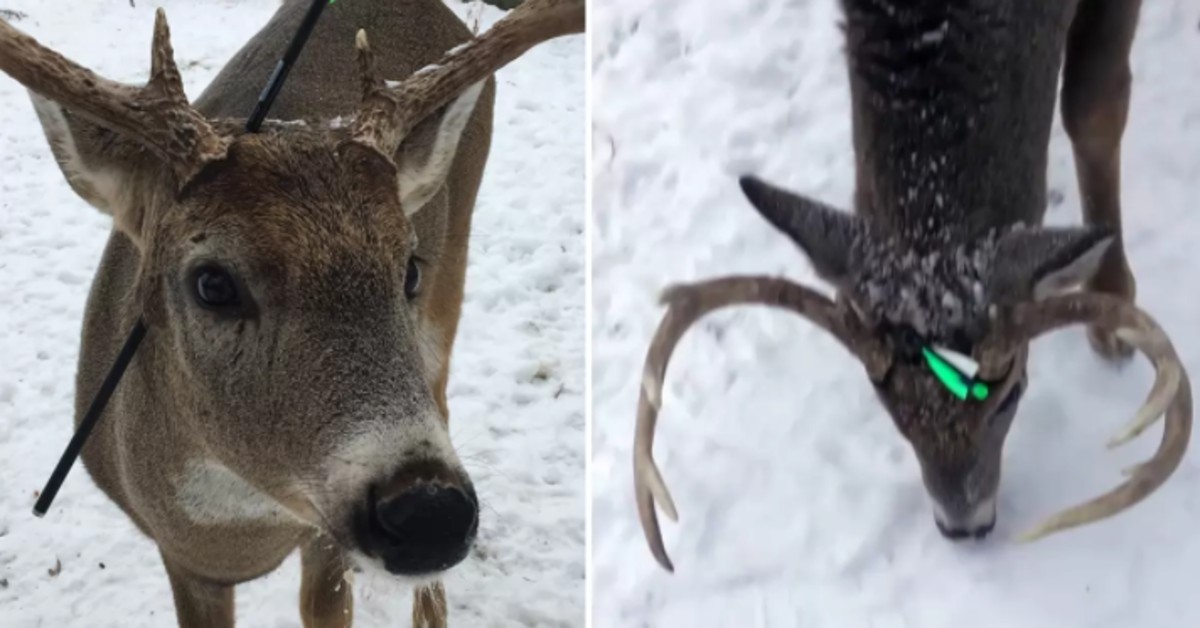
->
592, 0, 1200, 627
0, 1, 583, 626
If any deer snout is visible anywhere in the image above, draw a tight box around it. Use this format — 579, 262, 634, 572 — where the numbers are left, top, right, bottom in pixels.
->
932, 495, 997, 540
356, 462, 478, 576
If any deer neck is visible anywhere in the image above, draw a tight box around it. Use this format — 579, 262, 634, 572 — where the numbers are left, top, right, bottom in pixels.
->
196, 0, 476, 122
842, 0, 1076, 247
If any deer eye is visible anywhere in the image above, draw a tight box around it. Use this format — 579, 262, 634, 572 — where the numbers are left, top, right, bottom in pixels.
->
191, 265, 241, 310
404, 257, 421, 300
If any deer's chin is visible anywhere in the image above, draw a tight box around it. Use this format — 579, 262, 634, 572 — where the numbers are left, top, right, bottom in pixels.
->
344, 549, 455, 588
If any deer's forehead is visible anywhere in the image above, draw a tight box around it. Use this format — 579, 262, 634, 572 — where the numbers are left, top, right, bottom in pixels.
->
173, 141, 412, 264
171, 193, 413, 284
881, 369, 984, 445
185, 132, 401, 208
182, 210, 411, 273
849, 234, 997, 340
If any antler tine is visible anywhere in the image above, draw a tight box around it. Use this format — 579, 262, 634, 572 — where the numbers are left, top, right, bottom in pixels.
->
634, 276, 889, 571
149, 9, 182, 95
977, 293, 1193, 541
352, 0, 585, 155
354, 29, 386, 103
0, 9, 228, 185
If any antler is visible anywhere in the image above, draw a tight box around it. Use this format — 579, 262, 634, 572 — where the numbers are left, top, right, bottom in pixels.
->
352, 0, 585, 155
0, 9, 229, 185
634, 276, 890, 571
634, 278, 1191, 565
976, 293, 1192, 542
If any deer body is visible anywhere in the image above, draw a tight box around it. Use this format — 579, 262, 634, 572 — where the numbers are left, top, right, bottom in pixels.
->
824, 0, 1093, 536
847, 1, 1068, 241
817, 0, 1146, 537
635, 0, 1190, 571
1, 0, 584, 625
72, 2, 493, 620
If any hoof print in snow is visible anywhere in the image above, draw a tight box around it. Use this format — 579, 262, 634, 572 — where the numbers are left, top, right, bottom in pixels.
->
47, 558, 61, 577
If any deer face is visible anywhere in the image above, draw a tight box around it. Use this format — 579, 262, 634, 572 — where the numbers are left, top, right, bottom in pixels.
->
871, 349, 1025, 537
738, 176, 1114, 539
814, 218, 1033, 537
23, 25, 489, 574
152, 134, 480, 575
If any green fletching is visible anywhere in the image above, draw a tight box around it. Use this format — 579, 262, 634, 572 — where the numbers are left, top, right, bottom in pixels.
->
922, 346, 991, 402
922, 347, 969, 400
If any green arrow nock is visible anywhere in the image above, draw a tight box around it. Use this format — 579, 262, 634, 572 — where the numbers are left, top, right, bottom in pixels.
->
922, 346, 989, 401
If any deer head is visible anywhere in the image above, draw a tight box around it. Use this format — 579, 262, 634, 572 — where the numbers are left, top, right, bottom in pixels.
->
633, 176, 1191, 572
0, 0, 584, 577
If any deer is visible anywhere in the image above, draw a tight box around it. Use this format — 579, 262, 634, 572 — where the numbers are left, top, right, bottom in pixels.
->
633, 0, 1192, 572
0, 0, 583, 625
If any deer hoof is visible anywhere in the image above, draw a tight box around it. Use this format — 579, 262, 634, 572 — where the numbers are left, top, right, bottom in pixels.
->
1088, 325, 1135, 362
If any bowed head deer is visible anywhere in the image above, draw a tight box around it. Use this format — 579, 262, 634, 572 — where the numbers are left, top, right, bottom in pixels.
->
633, 0, 1190, 571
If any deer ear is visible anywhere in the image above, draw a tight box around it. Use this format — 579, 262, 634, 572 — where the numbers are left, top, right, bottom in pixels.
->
738, 175, 864, 285
990, 226, 1114, 302
30, 93, 164, 244
394, 81, 486, 216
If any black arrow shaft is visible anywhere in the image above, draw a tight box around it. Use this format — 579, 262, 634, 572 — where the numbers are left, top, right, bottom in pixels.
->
246, 0, 331, 132
33, 319, 147, 516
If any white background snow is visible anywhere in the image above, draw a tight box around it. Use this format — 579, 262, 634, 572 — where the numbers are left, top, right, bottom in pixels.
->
0, 0, 583, 626
591, 0, 1200, 626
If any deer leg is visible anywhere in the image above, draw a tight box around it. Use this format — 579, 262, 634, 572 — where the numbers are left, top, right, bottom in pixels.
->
1061, 0, 1142, 361
433, 352, 454, 421
299, 536, 353, 628
161, 554, 235, 628
424, 250, 466, 423
412, 581, 449, 628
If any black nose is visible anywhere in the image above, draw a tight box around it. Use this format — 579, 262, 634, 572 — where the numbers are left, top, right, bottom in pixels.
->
365, 481, 478, 575
935, 518, 995, 540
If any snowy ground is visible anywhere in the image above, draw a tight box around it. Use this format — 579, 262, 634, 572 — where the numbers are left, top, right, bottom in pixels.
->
0, 1, 583, 626
592, 1, 1200, 626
